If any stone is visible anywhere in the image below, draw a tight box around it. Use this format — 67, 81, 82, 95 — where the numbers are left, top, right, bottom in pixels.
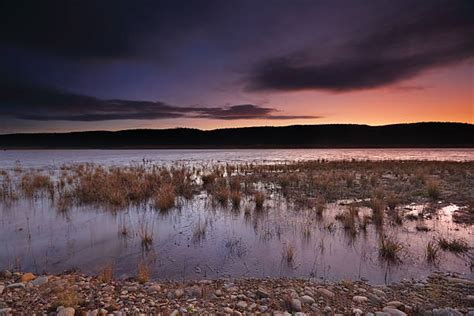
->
215, 289, 223, 296
353, 295, 368, 304
300, 295, 315, 305
324, 306, 332, 313
352, 308, 363, 315
170, 310, 179, 316
0, 285, 4, 295
30, 276, 49, 287
382, 307, 407, 316
186, 285, 202, 298
432, 308, 463, 316
290, 298, 302, 312
236, 301, 248, 310
20, 272, 35, 282
386, 301, 405, 311
317, 288, 335, 298
7, 282, 25, 289
295, 313, 307, 316
367, 293, 383, 306
223, 307, 233, 314
174, 288, 184, 298
57, 307, 75, 316
375, 313, 390, 316
256, 287, 270, 298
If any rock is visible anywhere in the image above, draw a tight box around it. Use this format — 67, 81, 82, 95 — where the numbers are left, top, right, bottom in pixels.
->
352, 308, 363, 315
186, 285, 202, 298
30, 276, 49, 287
57, 307, 75, 316
290, 298, 302, 312
317, 288, 335, 298
432, 308, 463, 316
367, 293, 383, 306
20, 272, 35, 282
147, 284, 161, 293
174, 288, 184, 298
382, 307, 407, 316
375, 313, 390, 316
170, 310, 179, 316
236, 301, 248, 310
7, 282, 25, 289
215, 289, 223, 296
223, 307, 233, 314
300, 295, 315, 305
259, 305, 269, 312
86, 310, 99, 316
353, 295, 368, 304
295, 313, 307, 316
0, 285, 4, 295
324, 306, 332, 313
386, 301, 405, 311
256, 287, 270, 298
0, 271, 12, 278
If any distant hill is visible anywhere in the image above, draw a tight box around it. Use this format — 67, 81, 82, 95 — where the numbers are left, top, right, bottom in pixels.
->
0, 122, 472, 149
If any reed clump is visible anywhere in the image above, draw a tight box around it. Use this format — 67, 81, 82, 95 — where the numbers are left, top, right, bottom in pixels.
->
254, 191, 265, 209
438, 237, 469, 253
282, 242, 296, 264
379, 235, 403, 263
426, 240, 440, 264
153, 184, 176, 211
137, 261, 150, 284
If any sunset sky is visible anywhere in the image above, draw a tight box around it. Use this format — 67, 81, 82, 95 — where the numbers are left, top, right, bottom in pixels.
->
0, 0, 472, 133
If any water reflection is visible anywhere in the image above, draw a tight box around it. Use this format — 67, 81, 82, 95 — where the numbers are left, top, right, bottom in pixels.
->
0, 193, 472, 284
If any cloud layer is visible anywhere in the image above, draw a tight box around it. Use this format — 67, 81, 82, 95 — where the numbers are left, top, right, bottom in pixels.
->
0, 80, 319, 121
247, 1, 474, 92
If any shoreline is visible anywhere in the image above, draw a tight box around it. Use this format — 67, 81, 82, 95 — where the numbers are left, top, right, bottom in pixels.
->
1, 270, 473, 315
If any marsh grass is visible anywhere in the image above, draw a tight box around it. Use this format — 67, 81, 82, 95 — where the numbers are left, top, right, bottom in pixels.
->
427, 180, 441, 200
193, 220, 208, 242
438, 237, 469, 253
230, 190, 241, 208
54, 280, 81, 308
98, 263, 114, 283
137, 260, 150, 284
282, 242, 296, 264
379, 235, 403, 263
153, 184, 176, 211
426, 240, 440, 264
254, 191, 265, 209
139, 223, 153, 250
20, 173, 54, 198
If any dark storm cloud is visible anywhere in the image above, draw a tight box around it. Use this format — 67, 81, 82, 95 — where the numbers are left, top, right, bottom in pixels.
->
247, 0, 474, 92
0, 0, 219, 60
0, 80, 318, 121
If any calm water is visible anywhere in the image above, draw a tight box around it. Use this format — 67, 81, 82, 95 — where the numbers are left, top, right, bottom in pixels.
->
0, 149, 472, 284
1, 148, 473, 170
0, 195, 472, 284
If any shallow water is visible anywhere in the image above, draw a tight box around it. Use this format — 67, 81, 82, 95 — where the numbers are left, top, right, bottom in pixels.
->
1, 148, 473, 170
0, 194, 472, 284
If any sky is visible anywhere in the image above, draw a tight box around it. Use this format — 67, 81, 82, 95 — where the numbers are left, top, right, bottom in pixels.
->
0, 0, 473, 134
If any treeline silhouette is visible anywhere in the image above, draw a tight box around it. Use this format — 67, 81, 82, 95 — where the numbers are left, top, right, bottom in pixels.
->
0, 123, 472, 149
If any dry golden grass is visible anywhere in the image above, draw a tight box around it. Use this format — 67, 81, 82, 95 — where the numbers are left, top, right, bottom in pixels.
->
137, 261, 150, 284
282, 242, 296, 264
379, 235, 403, 263
153, 184, 176, 211
230, 190, 241, 208
98, 263, 114, 283
254, 191, 265, 209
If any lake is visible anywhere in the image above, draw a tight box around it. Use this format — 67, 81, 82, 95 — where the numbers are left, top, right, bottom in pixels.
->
0, 149, 472, 284
1, 148, 473, 170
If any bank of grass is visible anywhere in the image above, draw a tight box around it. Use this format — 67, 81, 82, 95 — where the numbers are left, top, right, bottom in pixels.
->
0, 160, 472, 224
